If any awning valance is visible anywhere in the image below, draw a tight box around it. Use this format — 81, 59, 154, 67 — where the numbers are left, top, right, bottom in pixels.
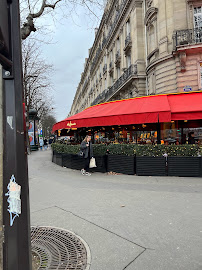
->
53, 92, 202, 132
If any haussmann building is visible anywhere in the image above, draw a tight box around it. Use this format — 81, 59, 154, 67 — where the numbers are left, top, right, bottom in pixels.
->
53, 0, 202, 145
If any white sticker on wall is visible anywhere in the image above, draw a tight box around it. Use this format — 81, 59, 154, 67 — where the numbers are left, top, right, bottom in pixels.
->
7, 116, 14, 129
5, 175, 21, 226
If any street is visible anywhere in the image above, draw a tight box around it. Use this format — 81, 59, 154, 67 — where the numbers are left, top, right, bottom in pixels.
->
29, 149, 202, 270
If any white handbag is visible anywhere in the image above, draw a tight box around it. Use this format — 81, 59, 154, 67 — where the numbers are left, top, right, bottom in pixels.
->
89, 157, 97, 168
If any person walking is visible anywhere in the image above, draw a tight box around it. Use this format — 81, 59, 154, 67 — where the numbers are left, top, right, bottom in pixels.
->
80, 135, 93, 176
39, 138, 44, 150
43, 137, 48, 150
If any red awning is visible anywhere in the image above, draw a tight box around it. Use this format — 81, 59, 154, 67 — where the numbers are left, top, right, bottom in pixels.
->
168, 92, 202, 120
53, 92, 202, 132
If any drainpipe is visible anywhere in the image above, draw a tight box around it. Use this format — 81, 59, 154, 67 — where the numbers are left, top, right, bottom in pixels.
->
144, 0, 149, 96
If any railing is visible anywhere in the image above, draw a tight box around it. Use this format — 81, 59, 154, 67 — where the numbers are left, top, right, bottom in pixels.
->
174, 28, 202, 47
91, 64, 137, 106
125, 33, 131, 47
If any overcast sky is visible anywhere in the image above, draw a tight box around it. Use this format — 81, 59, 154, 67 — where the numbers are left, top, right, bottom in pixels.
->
35, 4, 104, 122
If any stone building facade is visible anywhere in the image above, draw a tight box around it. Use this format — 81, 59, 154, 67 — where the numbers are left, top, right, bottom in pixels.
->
70, 0, 202, 116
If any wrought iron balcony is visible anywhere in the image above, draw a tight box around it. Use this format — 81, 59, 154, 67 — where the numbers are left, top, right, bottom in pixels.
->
91, 64, 137, 106
124, 33, 132, 54
125, 33, 131, 47
174, 28, 202, 47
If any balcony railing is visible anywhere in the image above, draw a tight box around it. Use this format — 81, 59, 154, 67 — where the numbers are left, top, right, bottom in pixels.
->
174, 28, 202, 47
91, 64, 137, 106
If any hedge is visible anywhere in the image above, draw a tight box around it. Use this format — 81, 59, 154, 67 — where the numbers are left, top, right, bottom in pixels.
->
52, 143, 201, 157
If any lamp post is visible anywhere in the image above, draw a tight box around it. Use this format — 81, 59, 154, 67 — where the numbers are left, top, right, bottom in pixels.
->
0, 0, 32, 269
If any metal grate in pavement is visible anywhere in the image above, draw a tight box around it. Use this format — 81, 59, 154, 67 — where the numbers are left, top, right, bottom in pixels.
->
31, 226, 89, 270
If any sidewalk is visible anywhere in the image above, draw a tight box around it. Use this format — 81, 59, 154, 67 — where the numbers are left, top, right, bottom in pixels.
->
29, 149, 202, 270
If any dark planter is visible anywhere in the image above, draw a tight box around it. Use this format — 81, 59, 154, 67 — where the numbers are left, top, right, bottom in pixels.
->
70, 154, 85, 170
136, 157, 167, 176
107, 155, 135, 175
90, 155, 108, 173
52, 151, 56, 163
62, 154, 72, 168
55, 153, 63, 167
168, 157, 202, 177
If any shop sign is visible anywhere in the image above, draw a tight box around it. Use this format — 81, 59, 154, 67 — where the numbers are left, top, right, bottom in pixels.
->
67, 121, 76, 128
183, 86, 192, 92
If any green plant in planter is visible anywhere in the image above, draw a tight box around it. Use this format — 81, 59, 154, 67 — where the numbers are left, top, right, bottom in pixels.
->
107, 144, 136, 156
52, 143, 200, 157
134, 144, 200, 157
93, 144, 108, 156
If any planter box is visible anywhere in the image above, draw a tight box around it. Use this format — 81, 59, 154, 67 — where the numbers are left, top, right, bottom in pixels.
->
70, 154, 85, 170
168, 157, 202, 177
91, 155, 108, 173
55, 153, 63, 167
136, 157, 167, 176
62, 154, 72, 168
107, 155, 135, 175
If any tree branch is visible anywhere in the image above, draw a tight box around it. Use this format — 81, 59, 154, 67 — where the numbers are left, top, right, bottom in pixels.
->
21, 0, 62, 39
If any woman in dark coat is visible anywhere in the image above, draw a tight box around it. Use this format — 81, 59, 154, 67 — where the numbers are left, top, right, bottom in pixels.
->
80, 135, 93, 176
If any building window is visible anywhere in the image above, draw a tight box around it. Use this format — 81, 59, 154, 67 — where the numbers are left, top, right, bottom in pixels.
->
126, 54, 131, 68
110, 75, 113, 86
104, 78, 106, 89
194, 7, 202, 28
117, 67, 120, 78
200, 62, 202, 88
126, 19, 130, 36
149, 25, 155, 53
129, 91, 133, 98
117, 37, 120, 51
194, 7, 202, 42
110, 50, 113, 62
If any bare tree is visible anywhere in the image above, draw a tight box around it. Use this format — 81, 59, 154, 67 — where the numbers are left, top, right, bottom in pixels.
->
20, 0, 105, 40
41, 114, 57, 137
22, 39, 54, 118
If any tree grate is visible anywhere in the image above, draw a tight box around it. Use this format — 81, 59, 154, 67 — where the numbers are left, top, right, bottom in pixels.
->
31, 226, 89, 270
